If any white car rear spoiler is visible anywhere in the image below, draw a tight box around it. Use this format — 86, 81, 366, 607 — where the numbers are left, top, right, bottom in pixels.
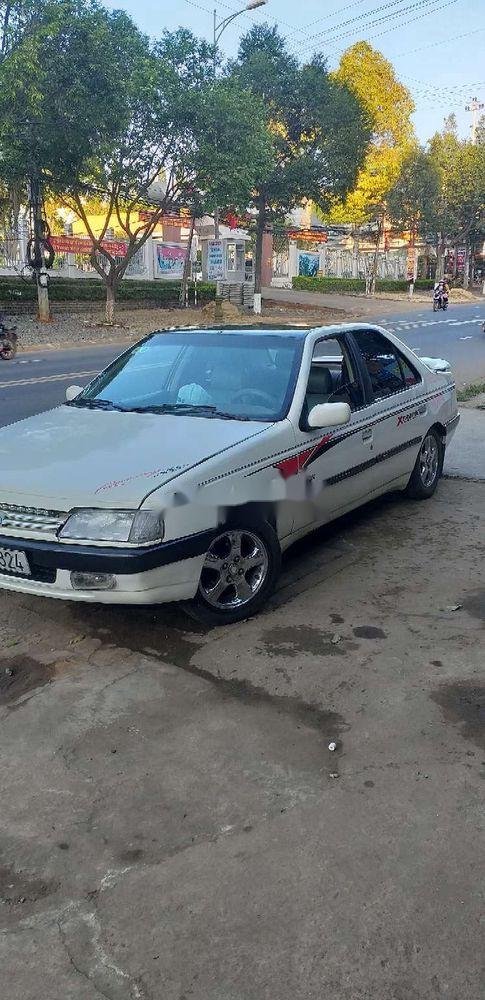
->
420, 356, 452, 373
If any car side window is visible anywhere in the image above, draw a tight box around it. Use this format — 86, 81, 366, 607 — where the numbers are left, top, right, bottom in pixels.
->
305, 337, 364, 415
352, 330, 420, 400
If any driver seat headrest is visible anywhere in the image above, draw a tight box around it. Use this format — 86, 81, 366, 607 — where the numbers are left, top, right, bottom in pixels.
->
307, 365, 333, 396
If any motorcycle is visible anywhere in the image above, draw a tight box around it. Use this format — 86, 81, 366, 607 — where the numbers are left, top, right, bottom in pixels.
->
433, 288, 448, 312
0, 312, 18, 360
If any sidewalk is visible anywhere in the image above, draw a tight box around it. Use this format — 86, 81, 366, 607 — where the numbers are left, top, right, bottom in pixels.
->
262, 285, 428, 316
444, 406, 485, 480
2, 476, 484, 1000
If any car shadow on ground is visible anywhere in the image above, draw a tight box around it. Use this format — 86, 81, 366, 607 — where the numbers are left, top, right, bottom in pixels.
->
61, 490, 407, 660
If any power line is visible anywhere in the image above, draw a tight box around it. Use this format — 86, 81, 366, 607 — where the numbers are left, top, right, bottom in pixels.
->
297, 0, 459, 52
392, 25, 485, 58
284, 0, 372, 39
290, 0, 446, 51
305, 0, 462, 59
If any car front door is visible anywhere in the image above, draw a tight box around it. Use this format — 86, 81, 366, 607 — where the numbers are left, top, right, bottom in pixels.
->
348, 328, 425, 491
289, 333, 382, 532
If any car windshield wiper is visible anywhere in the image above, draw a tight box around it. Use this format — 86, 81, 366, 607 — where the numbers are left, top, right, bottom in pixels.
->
121, 403, 254, 421
65, 398, 126, 411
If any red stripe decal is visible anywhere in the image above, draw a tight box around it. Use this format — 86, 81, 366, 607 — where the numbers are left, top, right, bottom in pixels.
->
274, 434, 333, 479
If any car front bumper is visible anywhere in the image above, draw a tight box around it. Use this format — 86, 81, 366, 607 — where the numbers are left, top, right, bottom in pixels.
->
0, 529, 215, 604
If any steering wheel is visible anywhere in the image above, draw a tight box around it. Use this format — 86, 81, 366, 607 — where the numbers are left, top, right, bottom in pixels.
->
229, 388, 275, 407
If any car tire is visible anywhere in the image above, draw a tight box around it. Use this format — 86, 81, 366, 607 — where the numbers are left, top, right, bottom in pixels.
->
405, 428, 443, 500
187, 519, 281, 625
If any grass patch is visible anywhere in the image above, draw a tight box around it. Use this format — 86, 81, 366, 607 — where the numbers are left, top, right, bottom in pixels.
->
456, 382, 485, 402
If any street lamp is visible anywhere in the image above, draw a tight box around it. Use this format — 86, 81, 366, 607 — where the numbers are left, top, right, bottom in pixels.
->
212, 0, 267, 239
213, 0, 267, 75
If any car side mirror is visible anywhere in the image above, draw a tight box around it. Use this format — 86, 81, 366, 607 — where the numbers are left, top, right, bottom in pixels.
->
307, 401, 351, 429
66, 385, 83, 402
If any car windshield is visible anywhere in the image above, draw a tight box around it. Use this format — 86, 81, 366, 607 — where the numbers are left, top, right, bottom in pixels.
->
73, 330, 304, 421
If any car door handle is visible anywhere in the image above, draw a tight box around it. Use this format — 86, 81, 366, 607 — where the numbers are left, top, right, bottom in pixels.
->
362, 428, 373, 441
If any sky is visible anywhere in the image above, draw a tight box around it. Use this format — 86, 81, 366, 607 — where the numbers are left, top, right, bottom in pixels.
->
104, 0, 484, 143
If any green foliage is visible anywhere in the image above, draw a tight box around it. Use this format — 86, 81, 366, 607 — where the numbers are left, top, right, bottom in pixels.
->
233, 27, 370, 216
427, 122, 485, 279
0, 1, 134, 188
387, 148, 440, 239
0, 8, 270, 318
0, 276, 215, 303
456, 382, 485, 403
230, 24, 371, 292
0, 0, 48, 60
292, 276, 434, 293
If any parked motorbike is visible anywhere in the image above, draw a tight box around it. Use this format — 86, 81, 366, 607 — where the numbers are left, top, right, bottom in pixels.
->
432, 289, 448, 312
0, 312, 18, 360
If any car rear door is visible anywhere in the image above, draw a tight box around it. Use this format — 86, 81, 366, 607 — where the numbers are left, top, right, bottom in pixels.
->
348, 328, 425, 490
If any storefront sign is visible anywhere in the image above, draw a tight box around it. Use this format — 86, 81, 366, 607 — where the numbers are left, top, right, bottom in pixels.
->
288, 229, 328, 243
154, 242, 186, 279
298, 251, 320, 277
49, 235, 128, 256
456, 247, 466, 272
406, 244, 417, 281
207, 240, 224, 280
138, 211, 188, 225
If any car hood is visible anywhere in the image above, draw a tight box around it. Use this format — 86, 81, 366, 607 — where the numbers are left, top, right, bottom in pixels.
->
0, 406, 269, 509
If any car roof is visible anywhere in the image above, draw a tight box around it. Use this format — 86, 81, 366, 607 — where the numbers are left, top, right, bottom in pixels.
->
148, 323, 384, 341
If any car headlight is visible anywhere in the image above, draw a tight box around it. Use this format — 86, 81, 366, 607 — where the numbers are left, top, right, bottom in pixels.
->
59, 509, 164, 544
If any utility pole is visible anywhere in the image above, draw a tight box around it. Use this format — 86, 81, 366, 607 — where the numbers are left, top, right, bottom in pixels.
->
465, 97, 484, 145
28, 176, 51, 323
212, 0, 267, 241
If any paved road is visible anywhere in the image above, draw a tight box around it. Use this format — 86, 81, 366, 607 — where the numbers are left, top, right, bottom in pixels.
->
378, 302, 484, 386
0, 342, 125, 428
0, 302, 483, 428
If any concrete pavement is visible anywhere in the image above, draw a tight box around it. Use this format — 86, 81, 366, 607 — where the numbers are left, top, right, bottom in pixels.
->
444, 406, 485, 480
1, 476, 484, 999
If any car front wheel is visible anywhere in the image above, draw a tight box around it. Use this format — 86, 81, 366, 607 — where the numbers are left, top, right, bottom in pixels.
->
405, 428, 443, 499
189, 521, 281, 625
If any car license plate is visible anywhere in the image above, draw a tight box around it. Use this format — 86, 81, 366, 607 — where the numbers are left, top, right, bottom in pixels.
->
0, 547, 31, 577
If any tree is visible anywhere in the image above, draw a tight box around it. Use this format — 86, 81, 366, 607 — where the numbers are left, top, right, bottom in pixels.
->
387, 148, 440, 241
231, 25, 371, 309
0, 0, 47, 60
0, 10, 272, 321
0, 0, 133, 318
428, 120, 485, 283
323, 42, 415, 292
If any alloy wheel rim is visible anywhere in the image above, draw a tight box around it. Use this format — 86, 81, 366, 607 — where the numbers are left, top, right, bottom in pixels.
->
419, 434, 439, 488
199, 529, 269, 610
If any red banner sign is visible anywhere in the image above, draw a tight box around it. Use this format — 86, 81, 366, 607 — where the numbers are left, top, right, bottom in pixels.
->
287, 229, 328, 243
49, 235, 129, 257
138, 211, 189, 225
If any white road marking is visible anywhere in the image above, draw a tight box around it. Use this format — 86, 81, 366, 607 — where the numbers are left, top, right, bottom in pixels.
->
0, 370, 97, 389
459, 336, 473, 340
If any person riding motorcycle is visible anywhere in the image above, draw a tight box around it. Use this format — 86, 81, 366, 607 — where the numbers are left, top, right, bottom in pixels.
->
433, 278, 449, 311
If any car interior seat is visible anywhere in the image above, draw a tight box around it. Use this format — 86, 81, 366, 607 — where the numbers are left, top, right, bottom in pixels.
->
305, 365, 333, 410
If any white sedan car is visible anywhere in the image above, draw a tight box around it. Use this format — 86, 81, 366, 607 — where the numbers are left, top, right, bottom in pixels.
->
0, 324, 459, 623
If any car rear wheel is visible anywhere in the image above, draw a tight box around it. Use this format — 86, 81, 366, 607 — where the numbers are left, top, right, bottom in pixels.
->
188, 521, 281, 625
405, 428, 443, 499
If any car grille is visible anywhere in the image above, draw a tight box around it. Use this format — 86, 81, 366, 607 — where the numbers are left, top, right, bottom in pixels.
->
0, 503, 66, 535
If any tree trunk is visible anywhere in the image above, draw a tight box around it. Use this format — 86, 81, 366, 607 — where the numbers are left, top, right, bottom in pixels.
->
436, 237, 445, 280
36, 272, 51, 323
105, 279, 116, 324
179, 217, 196, 307
253, 196, 265, 315
369, 217, 383, 296
463, 243, 470, 289
352, 228, 359, 278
